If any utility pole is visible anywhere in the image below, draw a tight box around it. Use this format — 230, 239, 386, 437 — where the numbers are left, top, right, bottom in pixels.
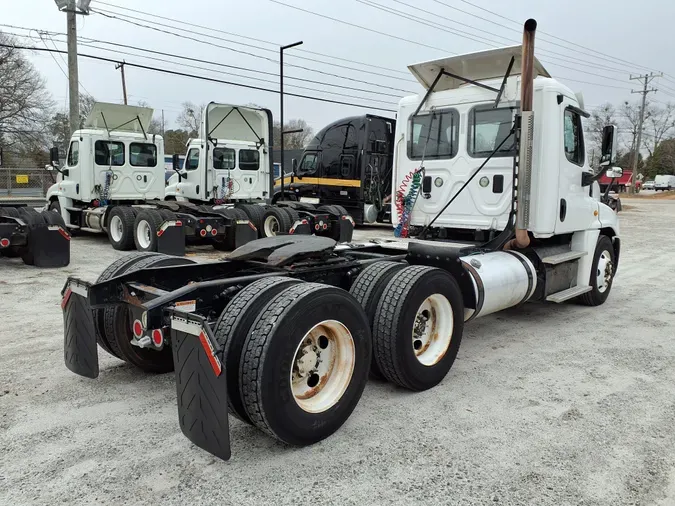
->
66, 0, 80, 135
115, 61, 128, 105
629, 72, 661, 193
55, 0, 91, 136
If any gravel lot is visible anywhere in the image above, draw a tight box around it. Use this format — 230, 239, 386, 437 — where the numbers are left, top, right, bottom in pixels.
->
1, 199, 674, 506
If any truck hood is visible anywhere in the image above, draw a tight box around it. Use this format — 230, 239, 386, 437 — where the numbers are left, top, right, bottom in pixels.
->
84, 102, 154, 133
202, 103, 272, 147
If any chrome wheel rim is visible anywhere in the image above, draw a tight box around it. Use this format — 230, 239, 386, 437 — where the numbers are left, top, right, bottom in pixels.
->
136, 220, 151, 249
110, 215, 123, 242
596, 249, 613, 293
264, 215, 280, 236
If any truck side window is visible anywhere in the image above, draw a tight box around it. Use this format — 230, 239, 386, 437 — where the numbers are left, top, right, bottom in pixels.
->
67, 141, 79, 167
95, 141, 125, 166
298, 153, 318, 175
340, 155, 354, 178
129, 143, 157, 167
185, 148, 200, 171
564, 109, 585, 166
213, 148, 235, 170
408, 109, 459, 160
468, 106, 517, 158
239, 149, 260, 171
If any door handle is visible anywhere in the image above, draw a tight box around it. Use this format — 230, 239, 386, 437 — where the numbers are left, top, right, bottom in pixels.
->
144, 175, 147, 183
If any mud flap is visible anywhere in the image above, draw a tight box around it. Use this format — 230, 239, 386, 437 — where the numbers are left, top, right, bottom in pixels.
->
30, 225, 71, 267
338, 215, 355, 243
62, 279, 99, 379
234, 219, 258, 249
169, 311, 231, 461
289, 219, 311, 235
157, 220, 186, 256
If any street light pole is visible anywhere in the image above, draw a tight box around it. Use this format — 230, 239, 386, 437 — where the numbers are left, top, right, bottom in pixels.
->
279, 41, 303, 201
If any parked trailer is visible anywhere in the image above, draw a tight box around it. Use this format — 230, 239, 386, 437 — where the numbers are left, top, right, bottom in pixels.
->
61, 20, 622, 460
0, 205, 70, 267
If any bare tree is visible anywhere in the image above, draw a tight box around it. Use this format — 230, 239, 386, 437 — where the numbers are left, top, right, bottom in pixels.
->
0, 34, 54, 155
273, 119, 314, 149
642, 102, 675, 158
619, 100, 647, 170
586, 102, 617, 167
177, 101, 204, 137
49, 94, 97, 155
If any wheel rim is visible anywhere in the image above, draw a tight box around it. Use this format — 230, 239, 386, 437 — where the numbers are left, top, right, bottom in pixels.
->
290, 320, 355, 414
264, 215, 280, 236
110, 215, 123, 242
136, 220, 152, 249
596, 249, 613, 293
412, 294, 454, 366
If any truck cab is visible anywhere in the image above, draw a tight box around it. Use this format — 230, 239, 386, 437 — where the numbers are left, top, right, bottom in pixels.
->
393, 45, 619, 243
46, 102, 165, 228
165, 103, 273, 204
274, 115, 395, 224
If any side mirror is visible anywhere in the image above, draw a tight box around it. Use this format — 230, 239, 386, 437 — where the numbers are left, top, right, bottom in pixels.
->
172, 154, 180, 172
599, 125, 617, 167
292, 158, 298, 175
49, 147, 60, 167
606, 167, 623, 179
61, 168, 70, 177
178, 169, 188, 177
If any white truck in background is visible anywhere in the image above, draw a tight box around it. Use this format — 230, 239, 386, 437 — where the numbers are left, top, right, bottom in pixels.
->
654, 174, 675, 191
46, 103, 354, 254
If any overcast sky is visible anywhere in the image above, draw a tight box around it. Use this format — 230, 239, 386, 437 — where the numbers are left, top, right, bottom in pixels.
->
4, 0, 675, 134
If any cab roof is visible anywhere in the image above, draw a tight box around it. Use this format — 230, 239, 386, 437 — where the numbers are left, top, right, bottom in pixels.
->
408, 45, 550, 92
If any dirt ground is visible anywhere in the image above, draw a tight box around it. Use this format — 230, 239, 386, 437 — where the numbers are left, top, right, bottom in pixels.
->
1, 200, 674, 506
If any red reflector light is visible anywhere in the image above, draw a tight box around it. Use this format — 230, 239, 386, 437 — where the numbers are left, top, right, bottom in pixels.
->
322, 224, 328, 230
289, 228, 295, 235
151, 329, 163, 346
199, 219, 204, 224
211, 229, 217, 236
200, 229, 207, 237
315, 224, 319, 230
133, 320, 143, 338
58, 227, 71, 241
60, 288, 72, 309
175, 220, 182, 226
0, 238, 9, 248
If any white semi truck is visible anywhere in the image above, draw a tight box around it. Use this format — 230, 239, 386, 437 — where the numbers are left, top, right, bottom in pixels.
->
46, 103, 354, 254
61, 20, 622, 461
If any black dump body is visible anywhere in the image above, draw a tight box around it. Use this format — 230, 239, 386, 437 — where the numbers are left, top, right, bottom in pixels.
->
274, 115, 395, 223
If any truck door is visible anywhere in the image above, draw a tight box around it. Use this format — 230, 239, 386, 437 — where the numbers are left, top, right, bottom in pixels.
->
294, 151, 320, 202
363, 118, 394, 209
317, 122, 360, 206
60, 140, 81, 200
178, 146, 204, 201
556, 103, 597, 233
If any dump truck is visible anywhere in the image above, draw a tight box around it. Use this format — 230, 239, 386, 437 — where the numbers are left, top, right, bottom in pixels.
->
273, 114, 395, 225
61, 20, 621, 461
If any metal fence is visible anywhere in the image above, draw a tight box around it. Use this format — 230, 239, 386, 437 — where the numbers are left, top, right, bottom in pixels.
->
0, 168, 55, 198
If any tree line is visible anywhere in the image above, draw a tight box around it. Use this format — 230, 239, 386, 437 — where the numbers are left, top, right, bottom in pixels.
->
0, 33, 314, 168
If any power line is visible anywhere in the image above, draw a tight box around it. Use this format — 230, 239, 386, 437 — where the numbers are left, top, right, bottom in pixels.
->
1, 43, 398, 113
94, 0, 413, 78
356, 0, 635, 83
367, 0, 637, 77
90, 7, 419, 88
453, 0, 669, 79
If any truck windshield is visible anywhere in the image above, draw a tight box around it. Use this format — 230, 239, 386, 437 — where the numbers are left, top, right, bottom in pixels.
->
213, 148, 235, 170
409, 110, 459, 160
95, 141, 125, 166
468, 106, 516, 158
130, 143, 157, 167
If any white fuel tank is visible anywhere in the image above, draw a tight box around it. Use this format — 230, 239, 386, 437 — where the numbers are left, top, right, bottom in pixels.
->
460, 251, 537, 321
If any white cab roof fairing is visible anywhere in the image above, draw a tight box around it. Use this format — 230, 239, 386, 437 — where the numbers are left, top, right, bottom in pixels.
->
84, 102, 154, 133
203, 103, 272, 147
408, 45, 550, 92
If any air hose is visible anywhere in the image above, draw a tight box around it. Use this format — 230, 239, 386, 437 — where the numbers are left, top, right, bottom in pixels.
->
394, 167, 424, 238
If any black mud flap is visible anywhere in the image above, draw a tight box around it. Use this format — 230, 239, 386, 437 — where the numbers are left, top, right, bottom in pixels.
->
169, 311, 231, 461
157, 220, 186, 256
62, 279, 99, 379
234, 220, 258, 249
30, 224, 70, 267
337, 215, 355, 243
289, 218, 312, 235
